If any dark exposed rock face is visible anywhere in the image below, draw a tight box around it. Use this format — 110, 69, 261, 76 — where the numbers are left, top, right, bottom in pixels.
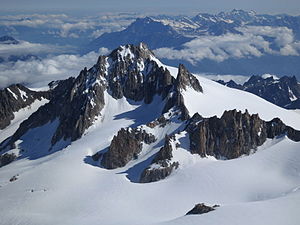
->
176, 64, 203, 92
187, 109, 300, 159
102, 128, 156, 169
146, 115, 170, 128
140, 136, 179, 183
0, 153, 17, 167
266, 118, 300, 141
0, 84, 50, 130
217, 75, 300, 109
163, 64, 203, 120
107, 43, 174, 104
186, 203, 219, 215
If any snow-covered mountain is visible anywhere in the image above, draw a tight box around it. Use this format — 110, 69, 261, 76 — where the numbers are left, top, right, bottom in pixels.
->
88, 10, 300, 49
217, 75, 300, 109
85, 17, 192, 52
0, 43, 300, 225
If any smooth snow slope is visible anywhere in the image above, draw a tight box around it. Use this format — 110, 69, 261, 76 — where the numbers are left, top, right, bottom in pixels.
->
185, 74, 300, 130
0, 98, 48, 143
0, 72, 300, 225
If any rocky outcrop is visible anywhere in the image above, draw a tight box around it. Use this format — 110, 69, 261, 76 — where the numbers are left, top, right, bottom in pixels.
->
0, 153, 17, 167
146, 115, 170, 128
163, 64, 203, 120
140, 136, 179, 183
186, 203, 219, 215
107, 43, 174, 104
0, 84, 50, 129
102, 128, 156, 169
217, 75, 300, 109
176, 64, 203, 92
266, 118, 300, 141
9, 174, 19, 182
187, 109, 300, 159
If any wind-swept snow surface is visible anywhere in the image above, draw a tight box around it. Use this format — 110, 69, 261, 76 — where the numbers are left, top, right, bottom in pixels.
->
184, 75, 300, 130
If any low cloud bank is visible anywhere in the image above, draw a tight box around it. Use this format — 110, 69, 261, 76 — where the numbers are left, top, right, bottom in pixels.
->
0, 48, 109, 89
154, 26, 300, 64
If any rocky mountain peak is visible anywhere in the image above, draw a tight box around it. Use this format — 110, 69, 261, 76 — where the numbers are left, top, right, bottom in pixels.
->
101, 43, 177, 103
176, 64, 203, 92
0, 44, 202, 166
162, 64, 203, 121
108, 43, 154, 63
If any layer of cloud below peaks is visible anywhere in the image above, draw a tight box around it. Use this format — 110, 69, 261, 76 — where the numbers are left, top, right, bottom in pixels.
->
154, 26, 300, 64
0, 41, 66, 57
0, 13, 139, 39
0, 47, 109, 89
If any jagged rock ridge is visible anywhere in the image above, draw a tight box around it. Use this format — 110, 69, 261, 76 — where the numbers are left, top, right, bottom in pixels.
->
102, 127, 156, 169
0, 84, 50, 129
187, 109, 300, 159
217, 75, 300, 109
140, 135, 179, 183
186, 203, 219, 215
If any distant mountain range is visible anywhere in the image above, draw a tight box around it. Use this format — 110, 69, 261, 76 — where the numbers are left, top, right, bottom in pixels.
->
85, 17, 192, 52
88, 10, 300, 50
217, 75, 300, 109
86, 10, 300, 77
1, 10, 300, 77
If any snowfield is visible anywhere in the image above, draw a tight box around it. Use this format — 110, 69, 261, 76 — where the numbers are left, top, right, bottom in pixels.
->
0, 98, 49, 143
0, 64, 300, 225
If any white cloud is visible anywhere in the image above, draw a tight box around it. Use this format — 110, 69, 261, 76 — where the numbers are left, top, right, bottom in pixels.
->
238, 26, 294, 47
154, 26, 300, 63
59, 21, 96, 37
0, 48, 109, 89
0, 12, 140, 39
0, 14, 68, 27
0, 41, 65, 58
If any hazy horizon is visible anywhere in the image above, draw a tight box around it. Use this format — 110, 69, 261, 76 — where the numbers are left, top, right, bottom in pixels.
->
0, 0, 299, 16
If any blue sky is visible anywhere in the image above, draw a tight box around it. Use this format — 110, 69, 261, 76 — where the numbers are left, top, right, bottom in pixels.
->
1, 0, 299, 15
